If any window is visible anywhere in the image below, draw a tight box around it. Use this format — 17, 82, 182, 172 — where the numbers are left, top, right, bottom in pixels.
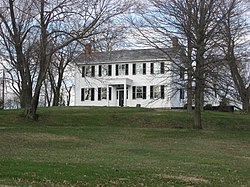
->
81, 88, 94, 101
116, 64, 128, 76
99, 65, 112, 77
155, 63, 161, 74
150, 85, 165, 99
180, 88, 185, 100
98, 88, 107, 100
132, 86, 146, 99
150, 62, 164, 74
82, 65, 95, 77
136, 87, 143, 98
133, 63, 146, 75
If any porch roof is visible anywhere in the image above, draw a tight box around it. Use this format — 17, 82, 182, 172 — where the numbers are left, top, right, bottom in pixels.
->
107, 78, 133, 86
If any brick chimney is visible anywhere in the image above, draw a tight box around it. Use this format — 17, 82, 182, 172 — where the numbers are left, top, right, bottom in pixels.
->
85, 43, 92, 57
172, 37, 179, 48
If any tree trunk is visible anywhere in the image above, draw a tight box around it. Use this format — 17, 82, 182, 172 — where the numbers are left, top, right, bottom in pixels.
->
187, 66, 193, 112
228, 57, 249, 113
186, 3, 193, 113
194, 64, 203, 129
52, 87, 60, 106
194, 78, 203, 129
193, 43, 205, 129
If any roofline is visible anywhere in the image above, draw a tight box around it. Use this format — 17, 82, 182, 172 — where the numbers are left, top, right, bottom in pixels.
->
76, 58, 170, 65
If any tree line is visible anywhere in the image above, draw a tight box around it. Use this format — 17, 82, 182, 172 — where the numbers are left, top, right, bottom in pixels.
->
0, 0, 249, 129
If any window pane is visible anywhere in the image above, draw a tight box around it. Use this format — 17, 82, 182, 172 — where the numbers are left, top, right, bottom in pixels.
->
136, 63, 143, 74
136, 86, 143, 98
154, 86, 160, 98
84, 88, 91, 100
154, 63, 161, 74
118, 64, 126, 75
85, 66, 91, 76
102, 65, 108, 76
102, 88, 107, 99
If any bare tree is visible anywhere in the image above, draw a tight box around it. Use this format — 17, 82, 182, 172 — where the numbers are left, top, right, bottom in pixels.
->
48, 42, 79, 106
0, 0, 132, 120
130, 0, 222, 129
90, 19, 130, 52
218, 0, 250, 113
63, 79, 73, 106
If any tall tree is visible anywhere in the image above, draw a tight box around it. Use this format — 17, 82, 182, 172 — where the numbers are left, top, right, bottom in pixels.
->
131, 0, 222, 129
218, 0, 250, 113
48, 42, 79, 106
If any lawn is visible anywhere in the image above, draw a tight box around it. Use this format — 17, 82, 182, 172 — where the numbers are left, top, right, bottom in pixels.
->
0, 107, 250, 186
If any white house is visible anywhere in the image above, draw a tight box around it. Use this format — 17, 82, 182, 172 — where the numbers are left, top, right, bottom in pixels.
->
74, 45, 186, 108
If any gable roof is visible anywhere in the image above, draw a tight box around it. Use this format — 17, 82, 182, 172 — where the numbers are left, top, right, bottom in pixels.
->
76, 48, 179, 64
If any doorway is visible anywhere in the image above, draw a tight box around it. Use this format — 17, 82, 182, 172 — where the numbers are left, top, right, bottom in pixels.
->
118, 90, 124, 107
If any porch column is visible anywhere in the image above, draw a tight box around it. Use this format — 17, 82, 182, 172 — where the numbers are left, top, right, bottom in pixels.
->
124, 84, 127, 107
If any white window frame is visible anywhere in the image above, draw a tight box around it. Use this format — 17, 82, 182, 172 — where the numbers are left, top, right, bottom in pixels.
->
118, 64, 126, 75
153, 86, 161, 99
136, 86, 143, 98
84, 88, 91, 100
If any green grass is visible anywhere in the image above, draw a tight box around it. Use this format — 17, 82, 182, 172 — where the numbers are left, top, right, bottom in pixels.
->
0, 107, 250, 186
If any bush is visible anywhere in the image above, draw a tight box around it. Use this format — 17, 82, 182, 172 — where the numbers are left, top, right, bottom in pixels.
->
219, 98, 230, 112
0, 99, 3, 110
204, 104, 213, 110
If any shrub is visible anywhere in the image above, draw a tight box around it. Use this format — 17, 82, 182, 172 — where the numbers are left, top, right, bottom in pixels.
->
204, 104, 213, 110
0, 98, 3, 110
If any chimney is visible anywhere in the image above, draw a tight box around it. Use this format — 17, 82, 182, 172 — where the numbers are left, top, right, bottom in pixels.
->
172, 37, 179, 48
85, 43, 92, 57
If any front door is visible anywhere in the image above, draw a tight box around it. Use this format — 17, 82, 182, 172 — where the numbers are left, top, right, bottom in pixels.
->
119, 90, 124, 107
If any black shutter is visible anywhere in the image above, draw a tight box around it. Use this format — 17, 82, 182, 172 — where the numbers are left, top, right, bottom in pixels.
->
98, 88, 101, 100
180, 88, 184, 100
98, 65, 102, 77
108, 65, 112, 76
150, 86, 153, 99
91, 88, 95, 101
82, 66, 85, 77
160, 62, 164, 74
132, 64, 136, 75
161, 85, 165, 99
125, 64, 129, 75
132, 86, 136, 99
81, 88, 85, 101
143, 86, 146, 99
116, 64, 119, 76
109, 87, 112, 100
180, 67, 185, 80
150, 63, 154, 74
91, 66, 95, 77
143, 63, 146, 75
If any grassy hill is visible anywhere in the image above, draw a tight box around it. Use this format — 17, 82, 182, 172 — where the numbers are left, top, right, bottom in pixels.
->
0, 107, 250, 186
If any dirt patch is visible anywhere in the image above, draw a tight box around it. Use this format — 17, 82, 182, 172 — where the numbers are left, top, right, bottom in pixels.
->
155, 174, 210, 184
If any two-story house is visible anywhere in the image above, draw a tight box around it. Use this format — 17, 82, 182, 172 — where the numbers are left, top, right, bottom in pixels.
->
74, 45, 185, 108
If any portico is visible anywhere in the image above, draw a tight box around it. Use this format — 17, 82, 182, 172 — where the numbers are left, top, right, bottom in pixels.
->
107, 78, 133, 107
